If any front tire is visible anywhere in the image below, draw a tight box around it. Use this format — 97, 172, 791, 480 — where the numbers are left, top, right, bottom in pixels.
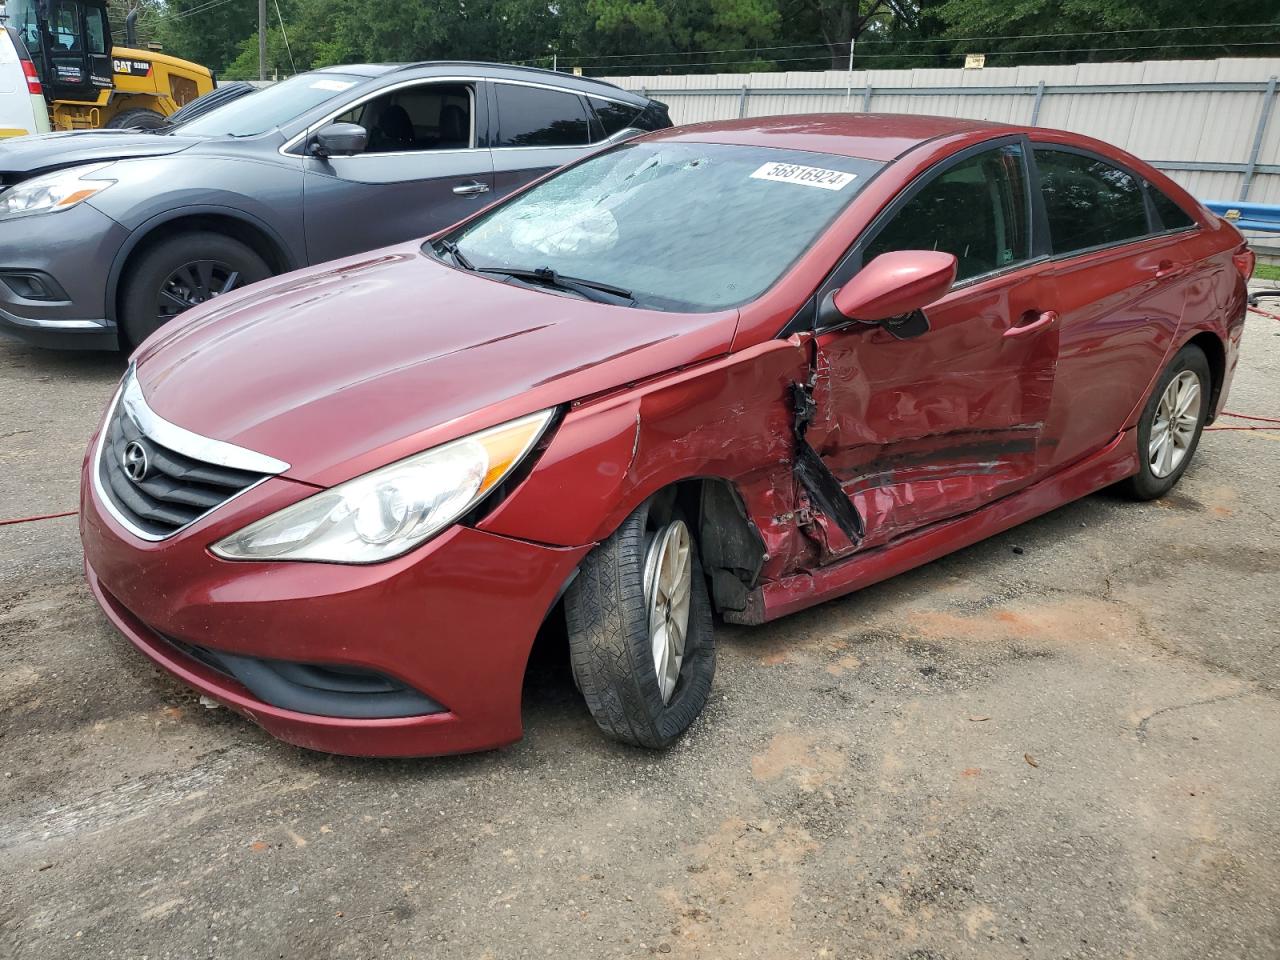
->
104, 108, 167, 130
565, 500, 715, 748
119, 232, 272, 350
1121, 344, 1212, 500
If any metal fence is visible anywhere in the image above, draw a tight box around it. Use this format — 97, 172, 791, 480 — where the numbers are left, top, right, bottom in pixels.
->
602, 58, 1280, 213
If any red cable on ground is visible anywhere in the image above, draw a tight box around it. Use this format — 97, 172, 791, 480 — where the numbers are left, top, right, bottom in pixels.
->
1248, 305, 1280, 321
0, 509, 78, 528
1221, 410, 1280, 424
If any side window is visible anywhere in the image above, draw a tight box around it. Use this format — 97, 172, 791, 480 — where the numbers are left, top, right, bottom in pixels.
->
85, 4, 107, 54
52, 1, 82, 51
1034, 149, 1149, 255
864, 144, 1030, 283
495, 84, 589, 147
339, 83, 473, 154
1149, 185, 1196, 231
588, 96, 642, 143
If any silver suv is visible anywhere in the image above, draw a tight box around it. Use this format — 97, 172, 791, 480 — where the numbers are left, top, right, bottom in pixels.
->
0, 61, 669, 350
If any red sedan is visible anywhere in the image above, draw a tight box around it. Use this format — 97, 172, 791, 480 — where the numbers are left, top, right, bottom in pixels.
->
80, 115, 1251, 757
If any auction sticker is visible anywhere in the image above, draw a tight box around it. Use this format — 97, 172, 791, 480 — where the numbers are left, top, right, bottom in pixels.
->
750, 162, 857, 191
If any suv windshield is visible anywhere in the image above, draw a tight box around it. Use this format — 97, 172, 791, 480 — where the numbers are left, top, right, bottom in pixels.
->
448, 142, 880, 311
174, 72, 367, 138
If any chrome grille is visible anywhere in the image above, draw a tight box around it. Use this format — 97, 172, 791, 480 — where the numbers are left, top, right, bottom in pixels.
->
95, 366, 289, 540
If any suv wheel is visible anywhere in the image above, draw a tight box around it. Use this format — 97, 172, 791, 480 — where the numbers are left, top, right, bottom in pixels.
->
120, 232, 271, 349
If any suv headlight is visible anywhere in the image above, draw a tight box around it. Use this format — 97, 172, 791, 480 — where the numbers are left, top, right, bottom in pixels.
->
211, 409, 555, 563
0, 163, 116, 220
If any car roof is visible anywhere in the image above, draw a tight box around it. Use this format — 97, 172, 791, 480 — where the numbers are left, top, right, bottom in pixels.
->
653, 113, 1016, 162
311, 61, 648, 104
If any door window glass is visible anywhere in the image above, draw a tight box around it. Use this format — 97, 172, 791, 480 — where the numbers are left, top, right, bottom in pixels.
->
51, 1, 82, 51
85, 4, 107, 54
495, 84, 589, 147
1034, 149, 1150, 254
588, 96, 643, 142
1149, 185, 1196, 231
337, 83, 473, 153
864, 144, 1030, 283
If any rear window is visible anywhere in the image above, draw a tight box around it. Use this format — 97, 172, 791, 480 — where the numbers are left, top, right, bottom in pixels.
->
494, 84, 590, 147
1035, 148, 1150, 255
1149, 186, 1196, 231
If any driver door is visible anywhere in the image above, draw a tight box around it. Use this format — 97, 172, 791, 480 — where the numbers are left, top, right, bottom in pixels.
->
803, 140, 1061, 558
301, 79, 494, 264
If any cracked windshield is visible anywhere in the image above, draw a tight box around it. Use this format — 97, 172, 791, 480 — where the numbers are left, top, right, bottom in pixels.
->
452, 142, 881, 311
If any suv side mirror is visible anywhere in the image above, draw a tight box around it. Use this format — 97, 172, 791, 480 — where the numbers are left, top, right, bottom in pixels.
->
831, 250, 958, 327
309, 122, 368, 158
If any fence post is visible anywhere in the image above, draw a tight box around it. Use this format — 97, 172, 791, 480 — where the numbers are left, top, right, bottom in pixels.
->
1241, 75, 1278, 201
738, 84, 749, 118
862, 84, 873, 112
1029, 80, 1046, 126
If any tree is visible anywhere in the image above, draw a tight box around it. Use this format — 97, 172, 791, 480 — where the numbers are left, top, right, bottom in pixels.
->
783, 0, 918, 69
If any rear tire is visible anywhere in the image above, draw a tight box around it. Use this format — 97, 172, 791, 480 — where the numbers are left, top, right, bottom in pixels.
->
104, 108, 167, 130
119, 232, 272, 350
565, 500, 715, 749
1120, 344, 1212, 500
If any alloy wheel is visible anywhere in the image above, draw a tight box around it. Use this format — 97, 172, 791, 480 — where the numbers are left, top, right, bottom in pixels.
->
156, 260, 242, 326
1149, 369, 1202, 478
642, 520, 693, 704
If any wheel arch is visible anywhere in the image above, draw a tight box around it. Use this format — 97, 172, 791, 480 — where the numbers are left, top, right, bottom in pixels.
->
106, 206, 297, 323
1183, 329, 1227, 423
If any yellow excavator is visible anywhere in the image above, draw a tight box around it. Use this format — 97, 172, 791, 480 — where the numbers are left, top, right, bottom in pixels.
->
3, 0, 214, 131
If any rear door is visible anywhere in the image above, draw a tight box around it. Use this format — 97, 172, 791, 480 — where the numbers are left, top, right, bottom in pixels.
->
805, 140, 1061, 558
488, 80, 596, 203
1030, 146, 1198, 469
301, 78, 494, 264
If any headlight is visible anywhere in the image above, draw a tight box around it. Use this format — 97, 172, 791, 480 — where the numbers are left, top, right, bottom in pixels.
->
211, 409, 555, 563
0, 163, 116, 220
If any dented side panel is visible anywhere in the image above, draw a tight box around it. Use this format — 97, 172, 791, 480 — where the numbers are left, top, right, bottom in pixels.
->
478, 339, 818, 581
805, 265, 1060, 553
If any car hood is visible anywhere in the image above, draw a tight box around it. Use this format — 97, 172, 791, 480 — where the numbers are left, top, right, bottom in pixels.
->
0, 131, 201, 177
132, 243, 739, 487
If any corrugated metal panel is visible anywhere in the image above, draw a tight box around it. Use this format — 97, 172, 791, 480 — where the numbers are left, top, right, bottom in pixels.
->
606, 57, 1280, 203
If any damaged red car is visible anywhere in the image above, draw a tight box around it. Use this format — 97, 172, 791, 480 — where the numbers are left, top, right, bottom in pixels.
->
80, 114, 1251, 757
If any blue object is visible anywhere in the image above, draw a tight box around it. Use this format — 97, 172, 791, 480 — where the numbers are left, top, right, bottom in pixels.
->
1203, 200, 1280, 234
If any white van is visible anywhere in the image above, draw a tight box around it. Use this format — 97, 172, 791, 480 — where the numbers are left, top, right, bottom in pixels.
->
0, 21, 49, 139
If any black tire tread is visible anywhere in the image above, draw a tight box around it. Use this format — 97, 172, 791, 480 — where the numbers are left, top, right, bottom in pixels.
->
565, 504, 714, 749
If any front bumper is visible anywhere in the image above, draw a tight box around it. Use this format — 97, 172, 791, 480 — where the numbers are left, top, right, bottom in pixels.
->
0, 202, 127, 350
80, 458, 590, 757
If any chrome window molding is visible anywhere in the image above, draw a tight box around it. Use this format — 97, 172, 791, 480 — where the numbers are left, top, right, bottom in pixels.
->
281, 77, 479, 158
93, 365, 290, 543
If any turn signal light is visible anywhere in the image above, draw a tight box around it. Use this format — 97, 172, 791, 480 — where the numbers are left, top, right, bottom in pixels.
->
1233, 248, 1256, 281
21, 60, 42, 96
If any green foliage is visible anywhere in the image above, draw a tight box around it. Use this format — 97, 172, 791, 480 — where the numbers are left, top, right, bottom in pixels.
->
145, 0, 1280, 79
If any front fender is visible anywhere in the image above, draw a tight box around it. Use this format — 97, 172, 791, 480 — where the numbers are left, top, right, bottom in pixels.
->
478, 338, 811, 578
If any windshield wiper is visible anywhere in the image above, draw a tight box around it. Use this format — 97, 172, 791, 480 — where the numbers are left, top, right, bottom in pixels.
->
476, 266, 633, 305
434, 239, 476, 271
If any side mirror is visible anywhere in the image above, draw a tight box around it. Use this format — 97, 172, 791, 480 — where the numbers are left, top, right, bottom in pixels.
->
828, 250, 958, 328
309, 122, 368, 158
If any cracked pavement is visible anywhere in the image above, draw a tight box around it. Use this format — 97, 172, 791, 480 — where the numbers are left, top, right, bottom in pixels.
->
2, 300, 1278, 959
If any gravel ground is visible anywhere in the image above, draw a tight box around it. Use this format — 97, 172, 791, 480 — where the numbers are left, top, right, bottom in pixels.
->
1, 297, 1278, 959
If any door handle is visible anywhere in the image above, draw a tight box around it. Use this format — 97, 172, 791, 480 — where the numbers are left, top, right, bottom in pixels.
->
1155, 259, 1187, 279
452, 181, 491, 197
1004, 309, 1058, 338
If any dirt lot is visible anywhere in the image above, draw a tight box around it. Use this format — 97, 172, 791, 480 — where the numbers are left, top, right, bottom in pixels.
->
2, 299, 1279, 959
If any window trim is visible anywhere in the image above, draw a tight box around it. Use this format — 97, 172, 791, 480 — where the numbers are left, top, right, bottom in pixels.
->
280, 76, 482, 158
793, 135, 1040, 337
1027, 141, 1202, 263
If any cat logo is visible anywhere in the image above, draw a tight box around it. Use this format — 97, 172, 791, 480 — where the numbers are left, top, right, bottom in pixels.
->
113, 58, 153, 77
